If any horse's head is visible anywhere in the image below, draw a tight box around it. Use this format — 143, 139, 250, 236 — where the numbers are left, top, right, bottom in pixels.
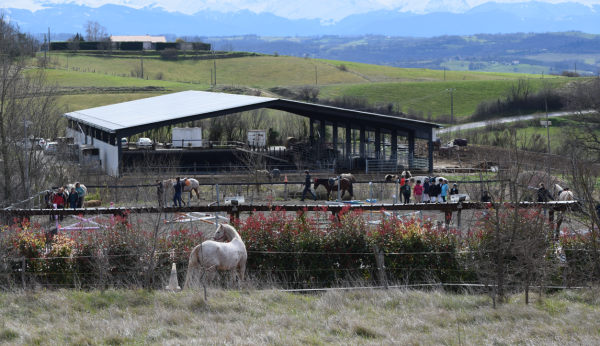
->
212, 225, 227, 242
313, 178, 321, 188
212, 224, 240, 242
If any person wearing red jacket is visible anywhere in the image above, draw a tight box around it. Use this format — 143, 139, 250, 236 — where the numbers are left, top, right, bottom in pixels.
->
52, 188, 66, 221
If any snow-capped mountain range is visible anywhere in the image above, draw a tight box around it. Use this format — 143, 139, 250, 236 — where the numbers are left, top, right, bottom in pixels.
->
4, 1, 600, 36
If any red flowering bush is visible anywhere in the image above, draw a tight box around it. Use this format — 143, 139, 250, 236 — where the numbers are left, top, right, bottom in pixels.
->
237, 206, 463, 287
1, 215, 203, 289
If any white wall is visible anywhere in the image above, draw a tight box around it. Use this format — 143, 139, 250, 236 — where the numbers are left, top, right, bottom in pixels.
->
66, 128, 119, 176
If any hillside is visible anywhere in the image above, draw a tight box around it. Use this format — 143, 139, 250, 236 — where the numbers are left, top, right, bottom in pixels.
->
40, 54, 568, 121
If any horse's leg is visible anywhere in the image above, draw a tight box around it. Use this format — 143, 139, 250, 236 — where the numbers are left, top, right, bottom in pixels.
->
555, 212, 564, 240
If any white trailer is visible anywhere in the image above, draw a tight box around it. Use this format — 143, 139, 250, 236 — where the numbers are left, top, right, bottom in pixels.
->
172, 127, 202, 148
247, 130, 267, 147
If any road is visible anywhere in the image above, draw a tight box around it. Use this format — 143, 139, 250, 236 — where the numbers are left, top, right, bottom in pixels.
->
437, 110, 587, 134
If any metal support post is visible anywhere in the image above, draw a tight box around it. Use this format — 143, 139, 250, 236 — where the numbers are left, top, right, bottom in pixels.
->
391, 129, 397, 161
359, 126, 366, 159
408, 131, 415, 169
374, 127, 381, 159
345, 124, 351, 161
215, 184, 220, 228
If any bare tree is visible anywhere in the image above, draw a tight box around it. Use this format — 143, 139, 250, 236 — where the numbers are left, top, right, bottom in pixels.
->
67, 35, 80, 53
84, 20, 107, 42
97, 35, 113, 56
0, 13, 62, 207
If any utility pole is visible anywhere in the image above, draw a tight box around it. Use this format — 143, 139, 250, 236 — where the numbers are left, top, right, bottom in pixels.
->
315, 66, 317, 85
210, 69, 213, 85
545, 97, 551, 184
141, 51, 144, 79
446, 89, 456, 125
213, 52, 217, 85
43, 34, 47, 60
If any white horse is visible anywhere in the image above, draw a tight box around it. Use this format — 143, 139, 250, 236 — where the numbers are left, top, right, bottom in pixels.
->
183, 224, 247, 288
164, 178, 200, 200
553, 183, 574, 236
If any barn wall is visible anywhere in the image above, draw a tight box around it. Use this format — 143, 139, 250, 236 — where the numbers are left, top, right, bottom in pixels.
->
66, 128, 119, 176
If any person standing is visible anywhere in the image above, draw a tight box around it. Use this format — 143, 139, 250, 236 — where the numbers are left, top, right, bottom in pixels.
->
423, 178, 430, 203
429, 179, 439, 203
156, 179, 164, 208
75, 183, 85, 208
439, 179, 448, 203
67, 187, 79, 209
53, 188, 66, 221
173, 177, 183, 207
413, 180, 423, 203
300, 170, 317, 201
400, 180, 411, 204
481, 190, 492, 203
400, 175, 405, 186
450, 183, 459, 196
537, 183, 553, 215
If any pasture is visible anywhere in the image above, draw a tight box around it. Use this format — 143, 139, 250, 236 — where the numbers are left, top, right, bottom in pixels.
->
319, 78, 568, 120
0, 288, 599, 345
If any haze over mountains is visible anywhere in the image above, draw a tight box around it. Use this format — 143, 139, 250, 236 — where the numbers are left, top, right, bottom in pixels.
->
5, 1, 600, 36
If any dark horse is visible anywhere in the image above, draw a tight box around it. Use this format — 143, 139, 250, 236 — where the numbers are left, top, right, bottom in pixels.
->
313, 178, 353, 200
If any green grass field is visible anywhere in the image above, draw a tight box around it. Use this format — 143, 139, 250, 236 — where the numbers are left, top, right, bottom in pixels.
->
46, 54, 366, 88
439, 61, 554, 75
319, 79, 568, 120
318, 59, 538, 83
39, 54, 569, 121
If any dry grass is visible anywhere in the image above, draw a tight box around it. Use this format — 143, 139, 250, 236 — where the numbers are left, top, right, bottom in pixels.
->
1, 288, 599, 345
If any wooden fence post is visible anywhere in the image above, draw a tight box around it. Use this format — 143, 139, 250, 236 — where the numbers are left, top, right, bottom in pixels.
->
372, 245, 388, 289
21, 258, 26, 290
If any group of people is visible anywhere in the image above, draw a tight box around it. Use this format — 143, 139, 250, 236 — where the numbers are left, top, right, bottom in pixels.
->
45, 183, 86, 221
399, 177, 459, 204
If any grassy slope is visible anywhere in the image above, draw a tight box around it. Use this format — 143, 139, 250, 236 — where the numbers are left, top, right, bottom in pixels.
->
318, 58, 537, 83
40, 69, 211, 112
47, 54, 366, 88
42, 56, 567, 120
1, 289, 599, 345
319, 79, 568, 120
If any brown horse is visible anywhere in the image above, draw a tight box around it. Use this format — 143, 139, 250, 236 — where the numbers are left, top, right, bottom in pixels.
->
314, 178, 353, 200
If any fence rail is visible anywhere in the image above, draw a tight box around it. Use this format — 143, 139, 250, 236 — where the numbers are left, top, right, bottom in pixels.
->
3, 201, 580, 218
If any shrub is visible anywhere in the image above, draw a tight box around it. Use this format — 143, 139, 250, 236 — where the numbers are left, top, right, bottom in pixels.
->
85, 191, 100, 201
160, 48, 179, 61
155, 72, 164, 80
236, 206, 463, 287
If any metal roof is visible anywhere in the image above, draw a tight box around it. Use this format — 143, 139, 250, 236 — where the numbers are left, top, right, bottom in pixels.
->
64, 91, 277, 133
64, 91, 442, 136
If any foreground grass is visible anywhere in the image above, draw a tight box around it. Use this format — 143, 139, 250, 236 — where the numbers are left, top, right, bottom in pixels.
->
1, 288, 599, 345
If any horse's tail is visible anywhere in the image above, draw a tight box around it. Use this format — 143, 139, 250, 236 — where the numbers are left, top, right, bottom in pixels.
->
183, 245, 201, 289
349, 182, 354, 197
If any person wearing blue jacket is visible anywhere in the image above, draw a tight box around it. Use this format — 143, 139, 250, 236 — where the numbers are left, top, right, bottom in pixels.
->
440, 179, 449, 203
423, 178, 430, 203
173, 177, 183, 207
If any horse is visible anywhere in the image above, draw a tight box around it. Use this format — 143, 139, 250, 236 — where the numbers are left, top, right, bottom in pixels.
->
163, 178, 200, 202
255, 169, 280, 182
183, 224, 247, 288
553, 184, 574, 237
340, 173, 355, 182
314, 178, 353, 200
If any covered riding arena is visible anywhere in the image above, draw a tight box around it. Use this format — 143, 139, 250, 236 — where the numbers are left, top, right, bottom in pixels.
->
63, 91, 443, 176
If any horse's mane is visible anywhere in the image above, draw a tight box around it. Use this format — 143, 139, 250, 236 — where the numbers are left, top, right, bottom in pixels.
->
220, 224, 241, 240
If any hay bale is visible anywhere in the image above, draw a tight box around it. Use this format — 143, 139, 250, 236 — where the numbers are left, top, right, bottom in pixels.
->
84, 200, 102, 207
